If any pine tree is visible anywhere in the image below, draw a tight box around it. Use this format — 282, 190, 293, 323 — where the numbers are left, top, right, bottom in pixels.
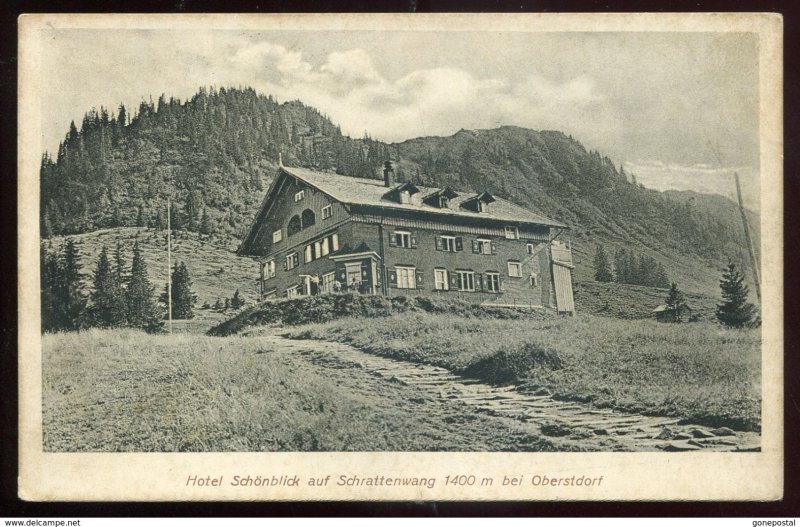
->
89, 245, 126, 327
716, 261, 758, 328
230, 288, 243, 309
654, 262, 670, 289
52, 238, 86, 330
162, 261, 196, 319
665, 283, 687, 322
613, 249, 627, 284
593, 245, 613, 282
136, 204, 146, 227
199, 207, 211, 235
169, 202, 183, 231
40, 243, 59, 332
126, 241, 162, 331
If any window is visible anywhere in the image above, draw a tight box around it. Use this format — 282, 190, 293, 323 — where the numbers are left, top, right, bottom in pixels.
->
322, 205, 333, 219
477, 201, 486, 213
457, 270, 475, 292
475, 238, 493, 255
486, 272, 501, 293
294, 190, 305, 202
319, 237, 330, 256
530, 273, 540, 287
331, 233, 339, 251
508, 261, 522, 277
304, 244, 313, 263
301, 209, 316, 228
263, 260, 276, 280
285, 252, 299, 270
392, 231, 412, 248
287, 286, 300, 299
396, 266, 417, 289
434, 269, 449, 291
288, 215, 302, 236
321, 272, 336, 294
273, 229, 283, 243
504, 226, 519, 239
527, 243, 535, 255
437, 235, 463, 252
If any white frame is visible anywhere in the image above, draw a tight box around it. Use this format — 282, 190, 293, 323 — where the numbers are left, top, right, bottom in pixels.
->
504, 225, 519, 239
486, 271, 501, 292
434, 268, 449, 290
321, 204, 333, 219
456, 270, 475, 292
395, 266, 417, 289
294, 190, 305, 202
272, 229, 282, 243
507, 261, 522, 277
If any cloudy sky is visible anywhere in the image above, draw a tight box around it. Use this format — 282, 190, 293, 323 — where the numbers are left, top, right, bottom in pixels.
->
38, 28, 761, 208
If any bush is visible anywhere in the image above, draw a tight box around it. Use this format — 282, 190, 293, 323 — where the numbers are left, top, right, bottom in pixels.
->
208, 293, 552, 336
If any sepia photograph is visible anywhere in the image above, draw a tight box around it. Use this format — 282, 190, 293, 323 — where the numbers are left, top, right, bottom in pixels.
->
17, 13, 783, 501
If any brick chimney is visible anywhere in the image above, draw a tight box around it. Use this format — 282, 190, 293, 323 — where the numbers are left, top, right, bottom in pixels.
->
383, 160, 396, 187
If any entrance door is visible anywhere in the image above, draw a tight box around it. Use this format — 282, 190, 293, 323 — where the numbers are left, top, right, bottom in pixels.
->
345, 263, 362, 291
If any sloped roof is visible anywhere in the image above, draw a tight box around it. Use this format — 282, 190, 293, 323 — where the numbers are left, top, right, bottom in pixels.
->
281, 166, 566, 228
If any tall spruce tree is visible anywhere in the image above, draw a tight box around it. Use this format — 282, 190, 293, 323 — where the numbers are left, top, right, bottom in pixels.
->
40, 243, 59, 332
163, 261, 196, 319
665, 283, 687, 322
593, 245, 613, 282
716, 261, 758, 328
89, 245, 126, 327
52, 238, 86, 331
126, 240, 162, 331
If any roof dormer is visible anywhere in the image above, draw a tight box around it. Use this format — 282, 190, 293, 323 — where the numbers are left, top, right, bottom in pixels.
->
461, 191, 496, 213
383, 181, 421, 205
422, 187, 459, 209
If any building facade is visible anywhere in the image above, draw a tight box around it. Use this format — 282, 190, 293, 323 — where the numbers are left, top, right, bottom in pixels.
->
238, 163, 575, 313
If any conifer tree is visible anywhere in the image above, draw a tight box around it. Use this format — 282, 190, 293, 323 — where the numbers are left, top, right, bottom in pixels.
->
40, 243, 59, 332
665, 283, 687, 322
51, 238, 86, 330
89, 245, 126, 327
593, 245, 613, 282
136, 204, 146, 227
716, 261, 758, 328
126, 240, 162, 331
199, 207, 211, 235
230, 288, 243, 309
613, 249, 627, 284
162, 261, 196, 319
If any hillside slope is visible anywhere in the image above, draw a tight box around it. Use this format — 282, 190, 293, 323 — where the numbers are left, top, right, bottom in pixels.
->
40, 87, 759, 297
45, 227, 260, 314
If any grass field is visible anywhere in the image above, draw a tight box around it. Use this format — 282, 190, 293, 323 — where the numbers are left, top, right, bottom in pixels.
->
291, 312, 761, 431
42, 329, 565, 452
45, 227, 259, 309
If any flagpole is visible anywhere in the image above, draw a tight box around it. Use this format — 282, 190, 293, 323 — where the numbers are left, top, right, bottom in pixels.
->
734, 172, 761, 302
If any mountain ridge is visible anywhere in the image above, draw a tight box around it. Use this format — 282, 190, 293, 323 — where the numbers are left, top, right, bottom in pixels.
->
39, 86, 759, 297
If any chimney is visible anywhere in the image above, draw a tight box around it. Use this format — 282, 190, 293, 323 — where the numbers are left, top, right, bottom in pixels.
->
383, 160, 395, 187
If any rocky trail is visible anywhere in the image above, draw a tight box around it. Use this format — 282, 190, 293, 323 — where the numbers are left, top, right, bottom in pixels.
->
260, 334, 761, 452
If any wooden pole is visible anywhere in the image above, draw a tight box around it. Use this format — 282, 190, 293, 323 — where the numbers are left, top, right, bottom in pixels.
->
167, 197, 173, 333
734, 172, 761, 302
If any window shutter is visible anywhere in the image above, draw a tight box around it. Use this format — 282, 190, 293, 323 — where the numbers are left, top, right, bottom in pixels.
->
499, 277, 505, 291
415, 269, 424, 288
491, 242, 497, 255
388, 269, 398, 288
449, 273, 459, 288
472, 240, 479, 253
476, 273, 484, 292
435, 237, 444, 251
455, 237, 463, 252
388, 233, 397, 247
411, 235, 418, 248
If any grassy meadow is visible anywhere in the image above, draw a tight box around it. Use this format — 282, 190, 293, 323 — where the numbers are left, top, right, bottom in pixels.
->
42, 329, 562, 452
291, 312, 761, 431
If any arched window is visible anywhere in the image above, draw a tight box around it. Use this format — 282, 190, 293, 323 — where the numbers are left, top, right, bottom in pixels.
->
287, 215, 302, 236
301, 209, 316, 229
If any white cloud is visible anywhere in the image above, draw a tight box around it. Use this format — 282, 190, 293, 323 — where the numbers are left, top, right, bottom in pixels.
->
231, 41, 611, 143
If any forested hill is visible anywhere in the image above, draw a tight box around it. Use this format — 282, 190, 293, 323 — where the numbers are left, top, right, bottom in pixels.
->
40, 87, 391, 240
40, 86, 758, 294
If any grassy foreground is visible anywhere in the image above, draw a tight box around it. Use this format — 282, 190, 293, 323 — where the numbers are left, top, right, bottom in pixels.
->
43, 329, 562, 452
291, 313, 761, 431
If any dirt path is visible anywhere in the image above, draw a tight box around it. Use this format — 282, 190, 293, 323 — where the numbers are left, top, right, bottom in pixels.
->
261, 334, 761, 452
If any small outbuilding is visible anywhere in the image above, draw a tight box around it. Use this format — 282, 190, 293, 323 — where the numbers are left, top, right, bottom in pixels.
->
652, 304, 693, 322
